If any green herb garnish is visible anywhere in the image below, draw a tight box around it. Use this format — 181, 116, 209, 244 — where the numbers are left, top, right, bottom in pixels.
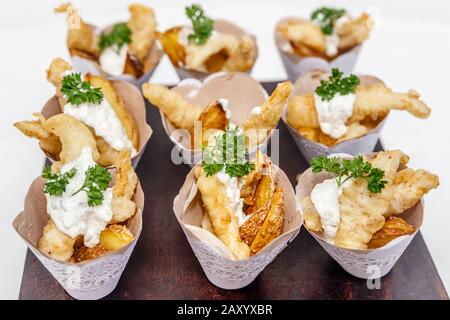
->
72, 164, 112, 206
42, 166, 77, 196
311, 155, 387, 193
315, 68, 360, 101
60, 73, 104, 105
311, 7, 346, 35
185, 4, 214, 45
202, 126, 254, 177
98, 23, 132, 52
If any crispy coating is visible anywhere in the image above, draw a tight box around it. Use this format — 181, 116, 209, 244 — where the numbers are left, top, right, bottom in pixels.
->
277, 19, 325, 54
223, 35, 257, 72
287, 83, 431, 145
47, 57, 73, 107
111, 150, 138, 223
337, 14, 373, 52
301, 196, 322, 232
55, 3, 99, 59
38, 219, 76, 262
142, 83, 202, 129
14, 113, 62, 156
334, 151, 438, 249
127, 4, 157, 62
195, 167, 251, 259
73, 245, 109, 263
367, 216, 415, 249
249, 187, 284, 255
85, 74, 139, 151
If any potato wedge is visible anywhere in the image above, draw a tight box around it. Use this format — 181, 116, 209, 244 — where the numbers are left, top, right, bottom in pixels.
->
367, 216, 415, 249
191, 100, 228, 149
100, 224, 134, 251
72, 245, 109, 262
157, 28, 186, 66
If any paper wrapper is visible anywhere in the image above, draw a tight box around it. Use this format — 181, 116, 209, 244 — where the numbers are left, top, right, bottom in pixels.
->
70, 23, 164, 87
12, 172, 144, 300
160, 72, 271, 167
173, 163, 302, 289
282, 70, 386, 163
41, 79, 152, 169
275, 17, 362, 81
296, 156, 423, 279
170, 20, 258, 81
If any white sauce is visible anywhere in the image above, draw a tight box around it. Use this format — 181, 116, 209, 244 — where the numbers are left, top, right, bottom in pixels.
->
251, 106, 262, 116
310, 177, 353, 242
46, 147, 113, 248
99, 44, 128, 76
216, 170, 248, 226
324, 15, 350, 57
62, 74, 137, 156
178, 27, 219, 47
219, 98, 232, 119
313, 92, 355, 139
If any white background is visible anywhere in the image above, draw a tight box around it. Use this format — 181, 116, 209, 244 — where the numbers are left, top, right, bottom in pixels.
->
1, 0, 449, 299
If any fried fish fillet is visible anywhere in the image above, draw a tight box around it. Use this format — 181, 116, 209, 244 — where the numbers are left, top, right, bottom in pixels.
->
111, 150, 138, 223
244, 81, 293, 146
55, 3, 99, 59
277, 14, 372, 58
47, 57, 73, 107
301, 196, 322, 232
195, 166, 251, 259
38, 219, 76, 262
367, 216, 415, 249
127, 4, 156, 63
335, 150, 438, 249
142, 83, 202, 129
223, 35, 257, 72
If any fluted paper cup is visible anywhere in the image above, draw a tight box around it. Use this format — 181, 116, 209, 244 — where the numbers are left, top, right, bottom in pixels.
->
296, 157, 423, 279
275, 17, 362, 81
12, 173, 144, 299
173, 163, 302, 289
160, 72, 272, 167
166, 19, 258, 81
282, 70, 386, 163
69, 23, 163, 87
40, 79, 152, 169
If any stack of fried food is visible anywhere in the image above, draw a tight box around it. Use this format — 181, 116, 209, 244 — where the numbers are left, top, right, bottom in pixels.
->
195, 152, 285, 259
55, 3, 157, 77
286, 77, 431, 147
277, 12, 372, 60
302, 150, 439, 250
14, 58, 139, 167
142, 81, 292, 149
37, 115, 139, 262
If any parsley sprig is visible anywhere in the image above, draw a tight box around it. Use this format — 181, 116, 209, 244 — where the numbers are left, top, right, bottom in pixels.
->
99, 23, 132, 52
315, 68, 360, 101
202, 126, 254, 177
185, 4, 214, 45
60, 73, 104, 105
311, 155, 387, 193
72, 164, 112, 206
42, 166, 77, 196
311, 7, 346, 35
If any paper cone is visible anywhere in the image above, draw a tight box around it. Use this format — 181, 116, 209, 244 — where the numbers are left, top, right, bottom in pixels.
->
282, 70, 386, 163
295, 157, 423, 279
168, 19, 258, 81
275, 17, 362, 81
160, 72, 272, 167
69, 23, 163, 87
12, 172, 144, 299
173, 162, 302, 289
41, 79, 152, 169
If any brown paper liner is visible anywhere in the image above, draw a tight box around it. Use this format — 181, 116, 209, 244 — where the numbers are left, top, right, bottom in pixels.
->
12, 171, 144, 299
168, 19, 258, 81
296, 153, 423, 279
282, 69, 386, 163
160, 72, 273, 166
69, 22, 164, 86
41, 79, 152, 168
173, 161, 302, 289
274, 17, 362, 81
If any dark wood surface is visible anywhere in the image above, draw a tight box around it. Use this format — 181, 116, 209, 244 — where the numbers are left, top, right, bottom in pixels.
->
19, 82, 448, 300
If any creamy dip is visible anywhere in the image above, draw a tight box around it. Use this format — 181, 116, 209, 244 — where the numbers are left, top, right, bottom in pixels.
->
99, 44, 128, 76
313, 92, 355, 139
216, 170, 248, 226
46, 147, 113, 247
310, 177, 353, 242
251, 105, 262, 116
324, 15, 350, 57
